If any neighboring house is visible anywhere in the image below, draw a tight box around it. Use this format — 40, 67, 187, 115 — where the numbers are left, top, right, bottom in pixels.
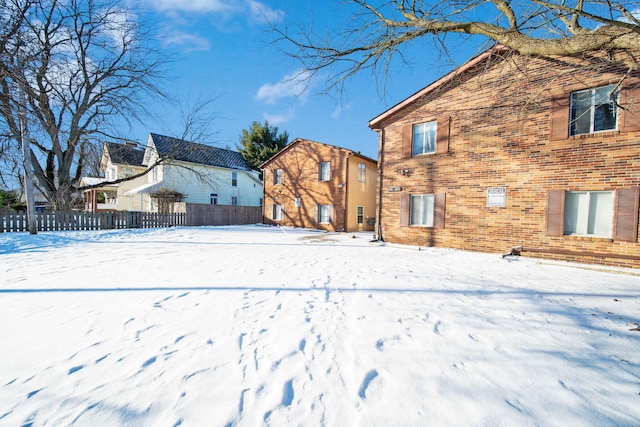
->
82, 142, 146, 212
261, 138, 377, 232
124, 133, 263, 212
368, 46, 640, 268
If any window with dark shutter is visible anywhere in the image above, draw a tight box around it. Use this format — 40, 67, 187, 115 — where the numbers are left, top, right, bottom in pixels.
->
402, 118, 450, 158
613, 187, 639, 242
546, 190, 565, 236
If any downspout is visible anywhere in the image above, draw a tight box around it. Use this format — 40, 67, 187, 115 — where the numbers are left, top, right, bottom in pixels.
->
374, 128, 385, 241
343, 153, 352, 232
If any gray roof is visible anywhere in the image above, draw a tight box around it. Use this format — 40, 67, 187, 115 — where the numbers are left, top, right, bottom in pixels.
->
150, 133, 251, 171
106, 142, 145, 166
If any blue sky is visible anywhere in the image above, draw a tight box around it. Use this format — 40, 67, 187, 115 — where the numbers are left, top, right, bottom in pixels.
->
133, 0, 483, 160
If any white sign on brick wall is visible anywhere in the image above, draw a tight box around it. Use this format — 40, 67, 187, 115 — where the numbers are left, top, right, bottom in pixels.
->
487, 187, 506, 207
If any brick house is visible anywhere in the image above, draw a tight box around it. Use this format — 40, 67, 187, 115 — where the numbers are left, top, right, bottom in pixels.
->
368, 46, 640, 267
261, 138, 377, 232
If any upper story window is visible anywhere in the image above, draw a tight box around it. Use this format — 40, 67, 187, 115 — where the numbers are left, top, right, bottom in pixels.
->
358, 163, 366, 182
569, 85, 618, 136
274, 169, 283, 185
295, 197, 301, 208
412, 121, 437, 156
210, 193, 218, 205
319, 162, 330, 181
231, 171, 238, 187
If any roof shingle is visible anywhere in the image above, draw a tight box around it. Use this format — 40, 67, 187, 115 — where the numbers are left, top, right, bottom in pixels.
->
150, 133, 251, 171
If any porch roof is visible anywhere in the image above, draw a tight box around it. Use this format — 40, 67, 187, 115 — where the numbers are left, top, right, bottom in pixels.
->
125, 181, 163, 195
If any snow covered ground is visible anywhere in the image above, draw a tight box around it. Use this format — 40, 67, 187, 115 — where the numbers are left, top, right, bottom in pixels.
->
0, 225, 639, 427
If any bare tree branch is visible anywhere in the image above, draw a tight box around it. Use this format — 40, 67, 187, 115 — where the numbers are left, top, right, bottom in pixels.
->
274, 0, 640, 95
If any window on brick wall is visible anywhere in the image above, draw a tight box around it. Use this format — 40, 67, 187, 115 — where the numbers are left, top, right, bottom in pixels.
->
274, 169, 283, 185
412, 121, 437, 155
356, 206, 364, 224
272, 203, 283, 220
318, 204, 332, 224
402, 117, 450, 158
565, 191, 613, 237
319, 162, 331, 181
399, 193, 446, 228
546, 188, 639, 241
569, 85, 618, 136
358, 163, 366, 182
550, 84, 640, 140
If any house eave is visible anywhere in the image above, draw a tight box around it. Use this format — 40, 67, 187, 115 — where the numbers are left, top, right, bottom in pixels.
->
368, 45, 510, 129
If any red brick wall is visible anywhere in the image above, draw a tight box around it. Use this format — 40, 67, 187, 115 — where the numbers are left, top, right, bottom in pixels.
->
262, 140, 349, 231
374, 51, 640, 268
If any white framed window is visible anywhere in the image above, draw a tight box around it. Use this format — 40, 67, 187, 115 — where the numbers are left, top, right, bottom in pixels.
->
412, 121, 437, 156
210, 193, 218, 205
411, 194, 435, 226
295, 197, 301, 208
231, 196, 238, 205
318, 204, 332, 224
272, 204, 283, 220
319, 162, 330, 181
231, 172, 238, 187
274, 169, 283, 185
570, 85, 618, 136
356, 206, 364, 224
564, 191, 613, 237
358, 163, 366, 182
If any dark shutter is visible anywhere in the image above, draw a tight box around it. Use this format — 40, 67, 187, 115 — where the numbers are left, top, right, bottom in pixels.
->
401, 124, 412, 159
546, 190, 565, 236
433, 193, 446, 229
549, 96, 570, 141
620, 85, 640, 133
400, 194, 410, 227
613, 187, 639, 242
435, 117, 451, 154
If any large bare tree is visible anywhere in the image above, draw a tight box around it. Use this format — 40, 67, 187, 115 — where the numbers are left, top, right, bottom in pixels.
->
0, 0, 165, 210
276, 0, 640, 92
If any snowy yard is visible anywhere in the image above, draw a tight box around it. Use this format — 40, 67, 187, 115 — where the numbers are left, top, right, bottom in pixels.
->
0, 225, 639, 426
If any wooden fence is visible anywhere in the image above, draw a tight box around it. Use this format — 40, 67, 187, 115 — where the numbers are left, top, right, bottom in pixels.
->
0, 211, 185, 233
186, 204, 262, 226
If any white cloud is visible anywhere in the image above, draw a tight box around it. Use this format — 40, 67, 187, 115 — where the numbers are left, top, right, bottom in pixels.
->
255, 70, 313, 104
330, 102, 352, 119
160, 30, 211, 52
263, 109, 295, 125
248, 1, 285, 25
151, 0, 239, 14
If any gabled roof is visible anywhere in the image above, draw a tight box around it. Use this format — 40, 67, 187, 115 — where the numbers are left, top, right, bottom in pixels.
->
105, 142, 145, 166
368, 45, 510, 128
259, 137, 376, 169
149, 133, 251, 171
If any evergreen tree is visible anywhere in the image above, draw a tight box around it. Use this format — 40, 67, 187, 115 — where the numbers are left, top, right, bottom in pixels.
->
238, 121, 289, 170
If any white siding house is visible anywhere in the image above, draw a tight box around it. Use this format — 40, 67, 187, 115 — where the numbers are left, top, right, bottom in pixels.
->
82, 142, 147, 212
125, 133, 263, 212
